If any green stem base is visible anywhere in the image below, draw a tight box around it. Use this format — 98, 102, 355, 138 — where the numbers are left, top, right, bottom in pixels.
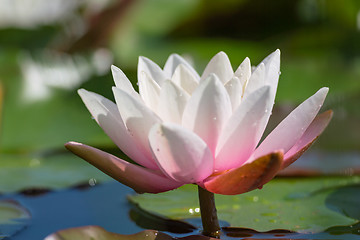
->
198, 186, 221, 238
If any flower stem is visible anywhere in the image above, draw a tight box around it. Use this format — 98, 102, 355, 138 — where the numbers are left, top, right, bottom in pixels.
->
198, 186, 221, 238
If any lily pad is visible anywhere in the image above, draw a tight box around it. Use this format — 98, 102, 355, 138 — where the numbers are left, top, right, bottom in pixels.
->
0, 200, 30, 239
129, 176, 360, 233
0, 152, 111, 193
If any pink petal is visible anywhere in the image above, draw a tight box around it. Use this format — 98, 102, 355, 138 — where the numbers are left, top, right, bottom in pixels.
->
112, 87, 161, 169
202, 151, 283, 195
201, 52, 234, 83
253, 87, 329, 159
282, 110, 333, 169
164, 54, 200, 80
138, 56, 166, 85
157, 80, 190, 124
65, 142, 182, 193
148, 123, 214, 184
215, 86, 272, 171
182, 74, 232, 154
77, 89, 155, 169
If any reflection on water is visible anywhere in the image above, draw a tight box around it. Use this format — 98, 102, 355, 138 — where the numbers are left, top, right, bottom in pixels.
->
280, 151, 360, 176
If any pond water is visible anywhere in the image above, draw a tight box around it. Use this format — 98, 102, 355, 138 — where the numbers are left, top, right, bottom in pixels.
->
3, 180, 359, 240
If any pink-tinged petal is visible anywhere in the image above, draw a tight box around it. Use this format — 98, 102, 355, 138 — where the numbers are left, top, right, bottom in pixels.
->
282, 110, 333, 169
149, 123, 214, 184
164, 54, 200, 80
201, 52, 234, 83
202, 151, 283, 195
234, 57, 251, 88
253, 87, 329, 159
111, 65, 141, 101
77, 89, 155, 169
215, 86, 272, 171
242, 63, 265, 99
65, 142, 182, 193
224, 76, 242, 111
157, 80, 190, 124
138, 71, 161, 112
112, 87, 161, 169
182, 74, 232, 153
138, 56, 166, 85
171, 64, 199, 94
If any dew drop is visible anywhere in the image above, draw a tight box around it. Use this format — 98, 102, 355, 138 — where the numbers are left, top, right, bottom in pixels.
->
213, 117, 217, 120
278, 71, 281, 75
88, 178, 97, 186
91, 116, 95, 120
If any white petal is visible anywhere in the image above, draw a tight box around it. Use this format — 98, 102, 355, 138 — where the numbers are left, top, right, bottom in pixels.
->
224, 76, 242, 111
171, 64, 199, 94
157, 80, 190, 124
253, 87, 329, 159
164, 54, 200, 80
234, 57, 251, 88
112, 87, 162, 167
215, 86, 272, 171
77, 89, 156, 169
262, 49, 281, 97
242, 63, 265, 99
111, 65, 133, 92
149, 123, 214, 183
138, 71, 161, 112
138, 56, 166, 85
201, 51, 234, 83
182, 74, 232, 153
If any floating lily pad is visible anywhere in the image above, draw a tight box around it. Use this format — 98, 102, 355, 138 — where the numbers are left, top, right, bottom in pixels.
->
129, 176, 360, 233
0, 152, 111, 193
0, 200, 30, 239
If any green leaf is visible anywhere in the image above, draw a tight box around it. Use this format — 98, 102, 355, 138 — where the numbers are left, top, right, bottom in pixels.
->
0, 153, 111, 193
129, 176, 360, 233
0, 200, 30, 239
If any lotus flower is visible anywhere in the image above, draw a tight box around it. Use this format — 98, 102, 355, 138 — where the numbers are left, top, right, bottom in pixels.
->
66, 50, 332, 195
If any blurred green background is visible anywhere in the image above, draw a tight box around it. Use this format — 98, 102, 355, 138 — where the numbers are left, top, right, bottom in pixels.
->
0, 0, 359, 190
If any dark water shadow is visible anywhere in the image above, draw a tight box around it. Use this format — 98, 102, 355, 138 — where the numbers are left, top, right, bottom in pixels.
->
325, 183, 360, 221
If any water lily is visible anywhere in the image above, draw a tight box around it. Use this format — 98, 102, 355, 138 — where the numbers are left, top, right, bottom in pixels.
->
65, 50, 331, 236
66, 49, 331, 194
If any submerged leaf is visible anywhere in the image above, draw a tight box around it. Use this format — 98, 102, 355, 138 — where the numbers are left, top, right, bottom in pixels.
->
0, 153, 111, 193
44, 226, 218, 240
0, 200, 30, 239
